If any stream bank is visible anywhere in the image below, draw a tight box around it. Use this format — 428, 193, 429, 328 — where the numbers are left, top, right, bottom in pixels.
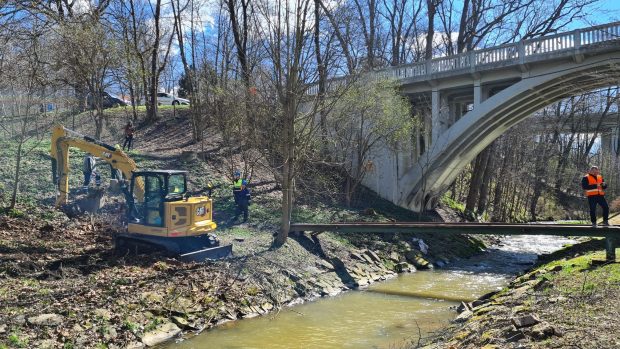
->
0, 209, 484, 349
421, 238, 620, 349
167, 231, 578, 348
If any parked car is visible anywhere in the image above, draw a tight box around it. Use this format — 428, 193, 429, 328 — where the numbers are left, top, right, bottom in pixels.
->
156, 92, 190, 106
88, 92, 130, 109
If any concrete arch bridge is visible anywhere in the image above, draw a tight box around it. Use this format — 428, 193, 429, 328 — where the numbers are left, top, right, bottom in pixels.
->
310, 21, 620, 212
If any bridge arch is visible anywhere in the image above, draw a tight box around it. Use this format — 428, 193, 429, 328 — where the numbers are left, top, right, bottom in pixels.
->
399, 52, 620, 211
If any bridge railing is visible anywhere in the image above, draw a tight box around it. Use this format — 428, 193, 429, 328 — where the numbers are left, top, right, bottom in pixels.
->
306, 21, 620, 95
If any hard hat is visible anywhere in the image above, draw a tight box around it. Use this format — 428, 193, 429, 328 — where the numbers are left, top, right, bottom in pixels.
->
234, 170, 241, 176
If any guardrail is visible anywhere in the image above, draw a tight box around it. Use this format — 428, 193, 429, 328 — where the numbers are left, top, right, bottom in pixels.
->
306, 21, 620, 95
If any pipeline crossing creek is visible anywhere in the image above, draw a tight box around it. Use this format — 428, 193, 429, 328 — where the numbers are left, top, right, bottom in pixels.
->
167, 234, 576, 349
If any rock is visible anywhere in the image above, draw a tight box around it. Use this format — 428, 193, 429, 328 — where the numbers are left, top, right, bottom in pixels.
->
471, 299, 487, 308
350, 251, 366, 261
261, 302, 274, 311
510, 285, 531, 299
404, 251, 431, 269
511, 305, 529, 314
454, 310, 472, 323
0, 323, 5, 334
239, 306, 259, 318
171, 316, 189, 329
141, 322, 181, 347
104, 327, 118, 341
364, 250, 382, 263
316, 259, 335, 270
457, 301, 472, 313
27, 313, 63, 326
283, 269, 302, 282
511, 314, 540, 328
530, 322, 555, 339
13, 315, 26, 325
94, 308, 113, 320
522, 278, 546, 290
356, 278, 369, 287
504, 329, 526, 342
473, 304, 495, 315
479, 290, 499, 301
388, 252, 401, 263
547, 265, 563, 272
549, 296, 567, 304
394, 262, 414, 273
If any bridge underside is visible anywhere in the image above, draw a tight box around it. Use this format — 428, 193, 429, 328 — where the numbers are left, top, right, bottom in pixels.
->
399, 53, 620, 211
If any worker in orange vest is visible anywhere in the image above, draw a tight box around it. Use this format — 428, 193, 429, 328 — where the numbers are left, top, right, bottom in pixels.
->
581, 166, 610, 227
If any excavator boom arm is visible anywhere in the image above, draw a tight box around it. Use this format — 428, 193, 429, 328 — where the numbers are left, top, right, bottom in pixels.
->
50, 125, 144, 206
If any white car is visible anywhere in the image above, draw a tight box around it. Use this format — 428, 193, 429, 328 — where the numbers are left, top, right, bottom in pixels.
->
156, 92, 190, 106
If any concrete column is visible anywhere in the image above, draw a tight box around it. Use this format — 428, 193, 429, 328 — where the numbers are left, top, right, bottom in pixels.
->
454, 102, 463, 122
431, 89, 440, 141
447, 100, 456, 127
473, 80, 482, 108
424, 110, 432, 152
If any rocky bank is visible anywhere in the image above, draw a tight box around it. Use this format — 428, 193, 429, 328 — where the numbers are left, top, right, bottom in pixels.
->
0, 208, 485, 349
421, 238, 620, 349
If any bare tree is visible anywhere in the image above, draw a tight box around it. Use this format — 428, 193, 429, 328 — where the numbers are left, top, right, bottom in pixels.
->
329, 79, 415, 206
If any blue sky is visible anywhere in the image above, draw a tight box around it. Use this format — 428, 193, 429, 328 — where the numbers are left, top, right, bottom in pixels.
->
581, 0, 620, 26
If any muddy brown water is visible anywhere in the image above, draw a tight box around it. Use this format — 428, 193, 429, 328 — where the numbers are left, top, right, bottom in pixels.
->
168, 235, 575, 349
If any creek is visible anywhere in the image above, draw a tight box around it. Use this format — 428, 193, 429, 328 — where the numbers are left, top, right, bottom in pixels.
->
168, 234, 575, 349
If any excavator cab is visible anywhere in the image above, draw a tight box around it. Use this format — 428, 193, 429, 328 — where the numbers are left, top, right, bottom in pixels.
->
128, 170, 187, 226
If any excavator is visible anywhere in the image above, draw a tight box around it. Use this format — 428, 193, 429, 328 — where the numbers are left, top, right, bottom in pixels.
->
50, 125, 232, 261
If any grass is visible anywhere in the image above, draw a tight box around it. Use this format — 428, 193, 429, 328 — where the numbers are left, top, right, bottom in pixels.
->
440, 194, 465, 213
534, 248, 620, 296
7, 332, 28, 348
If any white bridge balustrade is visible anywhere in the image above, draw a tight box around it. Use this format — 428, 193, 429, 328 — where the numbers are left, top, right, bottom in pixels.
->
307, 21, 620, 93
305, 21, 620, 212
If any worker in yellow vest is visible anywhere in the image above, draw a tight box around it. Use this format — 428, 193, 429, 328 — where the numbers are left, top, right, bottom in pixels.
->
232, 170, 243, 205
581, 166, 610, 227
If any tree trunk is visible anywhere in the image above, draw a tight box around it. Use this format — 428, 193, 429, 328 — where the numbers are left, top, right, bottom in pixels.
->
424, 0, 437, 60
465, 146, 491, 215
477, 144, 495, 215
276, 138, 294, 246
9, 140, 23, 209
276, 96, 296, 246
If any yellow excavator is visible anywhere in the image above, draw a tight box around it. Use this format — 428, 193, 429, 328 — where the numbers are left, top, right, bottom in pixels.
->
50, 125, 232, 261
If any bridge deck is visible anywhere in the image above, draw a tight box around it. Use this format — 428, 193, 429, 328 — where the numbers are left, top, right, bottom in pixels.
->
290, 222, 619, 260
